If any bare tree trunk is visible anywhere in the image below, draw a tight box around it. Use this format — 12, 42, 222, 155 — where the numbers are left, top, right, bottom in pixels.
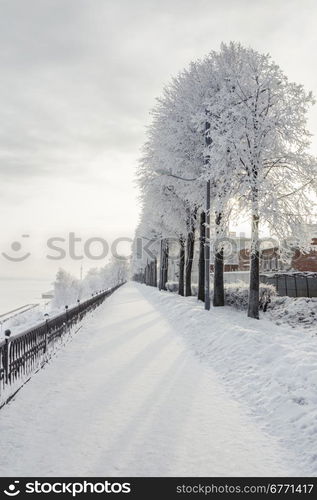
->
150, 260, 155, 287
248, 162, 260, 319
185, 230, 195, 296
149, 261, 153, 286
146, 264, 149, 286
159, 240, 163, 290
248, 213, 260, 319
213, 212, 224, 306
198, 211, 205, 302
205, 181, 211, 310
178, 238, 185, 296
159, 239, 169, 291
162, 239, 169, 290
152, 259, 156, 286
154, 257, 157, 287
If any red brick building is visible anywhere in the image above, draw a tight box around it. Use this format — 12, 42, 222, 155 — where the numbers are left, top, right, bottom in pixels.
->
291, 238, 317, 272
238, 247, 280, 272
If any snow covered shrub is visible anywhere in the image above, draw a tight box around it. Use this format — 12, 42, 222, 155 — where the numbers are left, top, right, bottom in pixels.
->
166, 281, 199, 296
220, 282, 276, 311
166, 280, 276, 310
166, 281, 179, 293
191, 284, 199, 296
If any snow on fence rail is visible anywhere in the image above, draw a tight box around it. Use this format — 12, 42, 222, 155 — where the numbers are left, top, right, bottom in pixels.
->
0, 283, 124, 408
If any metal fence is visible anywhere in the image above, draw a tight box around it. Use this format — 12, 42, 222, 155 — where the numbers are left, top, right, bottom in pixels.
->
0, 282, 124, 407
260, 273, 317, 298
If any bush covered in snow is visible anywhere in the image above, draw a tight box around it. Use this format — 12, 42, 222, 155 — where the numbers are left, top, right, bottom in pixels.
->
166, 280, 317, 333
166, 282, 199, 295
223, 282, 277, 311
166, 282, 178, 293
166, 281, 276, 311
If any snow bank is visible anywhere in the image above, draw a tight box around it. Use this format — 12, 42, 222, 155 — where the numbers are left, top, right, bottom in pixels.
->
137, 283, 317, 475
166, 281, 276, 310
166, 280, 317, 333
2, 307, 46, 337
268, 296, 317, 333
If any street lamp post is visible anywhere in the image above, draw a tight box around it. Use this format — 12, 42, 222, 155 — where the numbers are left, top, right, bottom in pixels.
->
205, 180, 211, 310
204, 119, 212, 310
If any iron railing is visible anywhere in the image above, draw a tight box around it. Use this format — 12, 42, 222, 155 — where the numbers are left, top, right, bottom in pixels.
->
0, 282, 124, 407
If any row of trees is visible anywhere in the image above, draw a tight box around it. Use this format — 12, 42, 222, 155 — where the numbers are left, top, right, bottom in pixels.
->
131, 42, 317, 319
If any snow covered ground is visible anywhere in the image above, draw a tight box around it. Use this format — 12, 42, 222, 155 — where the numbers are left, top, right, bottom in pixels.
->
0, 304, 48, 339
268, 296, 317, 333
167, 280, 317, 334
3, 281, 316, 341
139, 285, 317, 476
0, 282, 315, 476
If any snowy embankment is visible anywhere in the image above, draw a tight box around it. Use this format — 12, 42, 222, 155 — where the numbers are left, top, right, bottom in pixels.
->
0, 303, 64, 340
1, 306, 47, 339
1, 292, 93, 340
166, 281, 317, 334
0, 282, 300, 477
267, 296, 317, 332
138, 284, 317, 475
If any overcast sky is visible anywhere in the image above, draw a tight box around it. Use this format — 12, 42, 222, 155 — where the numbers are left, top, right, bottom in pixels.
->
1, 0, 317, 280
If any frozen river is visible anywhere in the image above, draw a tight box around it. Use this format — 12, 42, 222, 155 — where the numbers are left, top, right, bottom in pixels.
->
0, 278, 53, 315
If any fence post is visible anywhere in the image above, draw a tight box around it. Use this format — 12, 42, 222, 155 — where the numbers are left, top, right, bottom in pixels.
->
77, 299, 80, 319
65, 305, 69, 325
4, 329, 11, 384
294, 275, 298, 298
306, 276, 310, 297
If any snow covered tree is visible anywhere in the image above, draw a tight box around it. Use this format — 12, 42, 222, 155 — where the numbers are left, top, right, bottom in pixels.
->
133, 41, 316, 320
53, 259, 128, 310
52, 268, 81, 308
206, 42, 316, 318
137, 62, 214, 297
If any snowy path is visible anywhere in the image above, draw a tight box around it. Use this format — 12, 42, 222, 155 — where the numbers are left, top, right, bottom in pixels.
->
0, 282, 297, 476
